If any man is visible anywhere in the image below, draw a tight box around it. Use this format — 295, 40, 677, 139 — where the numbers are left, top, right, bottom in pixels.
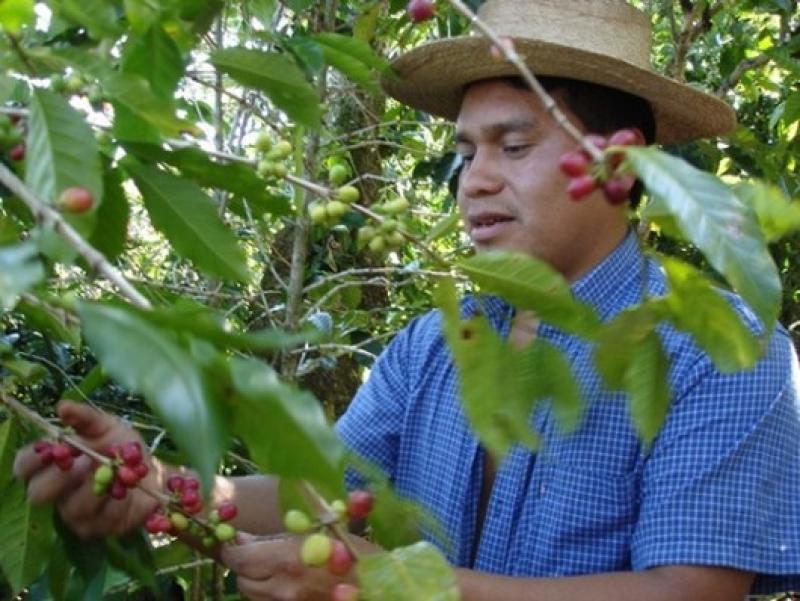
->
14, 0, 800, 599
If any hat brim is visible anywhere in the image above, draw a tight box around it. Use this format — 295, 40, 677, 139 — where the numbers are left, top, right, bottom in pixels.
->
381, 38, 736, 145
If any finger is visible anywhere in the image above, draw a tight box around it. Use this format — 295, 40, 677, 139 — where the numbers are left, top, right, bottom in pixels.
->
24, 453, 92, 505
237, 573, 298, 601
57, 401, 116, 441
13, 445, 43, 483
222, 537, 300, 580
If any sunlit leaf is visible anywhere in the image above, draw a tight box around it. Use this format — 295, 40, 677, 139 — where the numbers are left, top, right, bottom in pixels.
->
357, 542, 459, 601
229, 357, 345, 492
623, 330, 670, 443
460, 252, 602, 337
734, 181, 800, 242
127, 162, 250, 283
121, 23, 184, 100
312, 32, 389, 93
0, 0, 34, 33
211, 47, 321, 128
629, 146, 781, 332
78, 301, 228, 486
0, 243, 44, 311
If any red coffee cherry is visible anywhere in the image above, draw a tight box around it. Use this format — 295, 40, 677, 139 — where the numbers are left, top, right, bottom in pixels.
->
346, 490, 374, 521
57, 187, 94, 214
407, 0, 435, 22
558, 151, 590, 178
133, 462, 149, 478
567, 174, 598, 201
326, 539, 355, 575
181, 489, 200, 508
608, 128, 639, 148
184, 477, 200, 491
121, 441, 143, 467
109, 481, 127, 500
217, 501, 238, 522
166, 475, 185, 492
117, 465, 139, 488
602, 175, 636, 205
34, 441, 54, 465
9, 143, 25, 161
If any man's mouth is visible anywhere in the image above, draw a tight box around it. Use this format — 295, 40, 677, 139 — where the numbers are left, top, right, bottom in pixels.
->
468, 213, 514, 242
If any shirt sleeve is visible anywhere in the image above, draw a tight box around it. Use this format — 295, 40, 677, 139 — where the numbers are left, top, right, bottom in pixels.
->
631, 326, 800, 578
335, 315, 422, 488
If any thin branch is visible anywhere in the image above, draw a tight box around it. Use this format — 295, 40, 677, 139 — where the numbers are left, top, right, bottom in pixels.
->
0, 163, 152, 310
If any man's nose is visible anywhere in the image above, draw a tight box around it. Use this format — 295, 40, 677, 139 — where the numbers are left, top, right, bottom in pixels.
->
459, 150, 504, 198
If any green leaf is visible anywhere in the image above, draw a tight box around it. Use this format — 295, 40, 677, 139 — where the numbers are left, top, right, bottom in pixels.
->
734, 181, 800, 242
658, 256, 762, 372
424, 211, 461, 243
124, 142, 290, 216
126, 162, 250, 283
437, 281, 540, 458
312, 33, 389, 94
229, 356, 345, 493
623, 330, 670, 444
25, 90, 103, 224
357, 542, 459, 601
629, 146, 781, 332
0, 479, 55, 595
2, 358, 48, 383
459, 252, 602, 338
87, 165, 130, 261
17, 296, 81, 347
533, 340, 583, 433
0, 243, 44, 310
211, 48, 321, 128
0, 0, 34, 33
354, 3, 382, 43
104, 534, 159, 597
594, 304, 661, 390
121, 24, 184, 101
0, 419, 18, 493
78, 301, 228, 486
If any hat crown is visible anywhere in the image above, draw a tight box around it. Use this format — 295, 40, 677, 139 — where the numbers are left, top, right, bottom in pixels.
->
477, 0, 651, 71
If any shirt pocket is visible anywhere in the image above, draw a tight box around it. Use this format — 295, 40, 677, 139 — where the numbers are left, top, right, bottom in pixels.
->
515, 463, 640, 576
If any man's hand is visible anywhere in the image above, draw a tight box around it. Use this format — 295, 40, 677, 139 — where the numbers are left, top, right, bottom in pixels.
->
12, 400, 161, 538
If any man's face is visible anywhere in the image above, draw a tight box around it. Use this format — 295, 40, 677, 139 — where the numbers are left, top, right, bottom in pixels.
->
454, 79, 628, 281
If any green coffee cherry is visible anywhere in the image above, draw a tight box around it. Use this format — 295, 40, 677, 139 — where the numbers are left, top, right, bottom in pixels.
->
94, 464, 114, 486
208, 509, 220, 524
267, 140, 292, 160
328, 164, 349, 186
357, 225, 377, 244
254, 130, 273, 152
385, 197, 410, 215
300, 533, 333, 567
272, 163, 288, 179
214, 523, 236, 542
330, 499, 347, 520
64, 73, 84, 94
380, 219, 398, 234
309, 203, 328, 225
257, 159, 276, 178
368, 236, 386, 254
202, 536, 216, 548
284, 509, 313, 534
334, 185, 360, 204
326, 200, 349, 219
388, 231, 405, 247
93, 480, 109, 496
170, 513, 189, 531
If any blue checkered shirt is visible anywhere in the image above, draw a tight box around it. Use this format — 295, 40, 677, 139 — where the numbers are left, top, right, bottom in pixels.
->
336, 231, 800, 594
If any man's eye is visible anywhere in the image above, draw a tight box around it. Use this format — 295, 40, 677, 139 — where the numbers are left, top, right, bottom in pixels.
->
504, 144, 530, 155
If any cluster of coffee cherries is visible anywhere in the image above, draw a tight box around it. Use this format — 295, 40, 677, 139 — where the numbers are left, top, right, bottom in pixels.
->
254, 131, 293, 181
143, 475, 239, 546
0, 114, 25, 163
34, 439, 81, 470
282, 490, 374, 601
309, 184, 361, 228
558, 129, 642, 205
356, 196, 411, 255
92, 441, 150, 499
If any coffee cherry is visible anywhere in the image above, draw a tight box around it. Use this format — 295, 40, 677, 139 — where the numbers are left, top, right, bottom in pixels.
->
328, 164, 349, 186
387, 231, 405, 248
357, 226, 376, 244
93, 480, 108, 496
145, 513, 165, 534
272, 162, 288, 179
184, 477, 200, 490
170, 513, 189, 531
9, 143, 25, 161
334, 185, 359, 205
217, 501, 238, 522
109, 481, 127, 500
181, 489, 200, 508
326, 200, 349, 219
309, 203, 328, 224
52, 443, 76, 470
331, 583, 360, 601
346, 490, 374, 521
167, 475, 185, 492
133, 462, 149, 478
254, 130, 273, 152
284, 509, 313, 534
94, 464, 114, 486
584, 134, 608, 151
64, 73, 84, 94
267, 140, 292, 160
106, 443, 123, 459
117, 465, 139, 488
367, 236, 385, 254
558, 151, 590, 178
34, 441, 53, 465
379, 219, 397, 234
257, 159, 276, 178
208, 510, 221, 524
326, 539, 354, 575
608, 128, 639, 148
121, 441, 143, 467
214, 523, 236, 542
384, 197, 410, 215
184, 502, 203, 515
57, 187, 94, 214
300, 533, 333, 567
407, 0, 436, 23
602, 175, 636, 205
567, 174, 598, 201
202, 536, 216, 548
330, 499, 347, 520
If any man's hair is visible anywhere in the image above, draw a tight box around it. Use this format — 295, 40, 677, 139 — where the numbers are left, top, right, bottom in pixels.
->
506, 76, 656, 207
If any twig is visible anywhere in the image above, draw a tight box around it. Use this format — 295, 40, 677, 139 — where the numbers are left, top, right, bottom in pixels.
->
443, 0, 603, 162
0, 163, 152, 310
299, 480, 361, 559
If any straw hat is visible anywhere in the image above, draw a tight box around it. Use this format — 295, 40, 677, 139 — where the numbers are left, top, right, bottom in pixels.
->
381, 0, 736, 144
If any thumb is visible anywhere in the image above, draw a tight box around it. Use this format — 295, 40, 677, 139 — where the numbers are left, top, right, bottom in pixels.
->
57, 400, 117, 441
